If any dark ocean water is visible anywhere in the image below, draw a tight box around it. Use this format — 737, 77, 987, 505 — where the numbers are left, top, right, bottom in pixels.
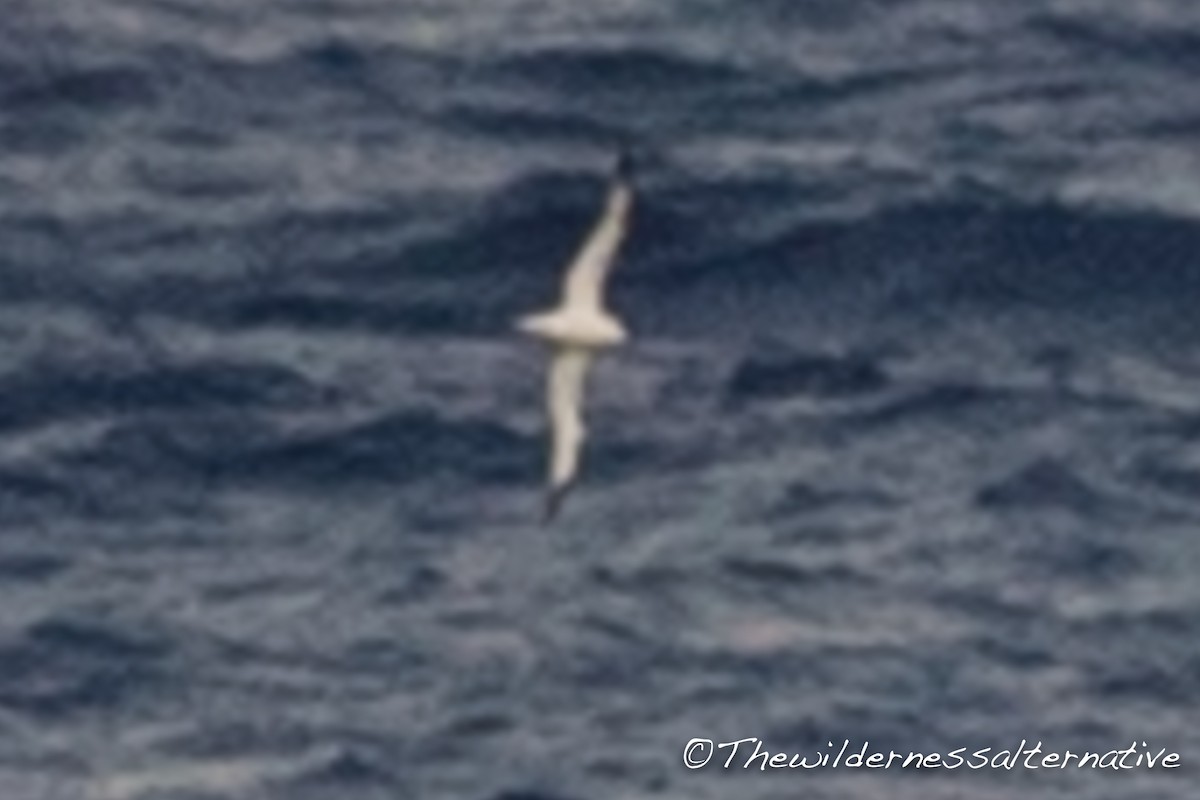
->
2, 1, 1200, 798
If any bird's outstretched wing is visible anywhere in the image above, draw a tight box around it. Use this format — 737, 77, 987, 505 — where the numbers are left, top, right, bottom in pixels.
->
544, 346, 593, 522
560, 156, 634, 311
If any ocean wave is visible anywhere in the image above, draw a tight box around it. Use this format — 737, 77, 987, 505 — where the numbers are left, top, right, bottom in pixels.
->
221, 290, 484, 336
1033, 13, 1200, 75
975, 458, 1113, 514
835, 382, 1015, 430
68, 409, 536, 488
768, 480, 895, 517
439, 103, 624, 145
284, 746, 398, 790
719, 555, 875, 590
649, 199, 1200, 307
0, 615, 172, 717
485, 791, 579, 800
726, 350, 890, 403
0, 552, 70, 583
488, 45, 750, 95
0, 360, 322, 432
1133, 457, 1200, 501
1072, 608, 1200, 704
3, 64, 158, 113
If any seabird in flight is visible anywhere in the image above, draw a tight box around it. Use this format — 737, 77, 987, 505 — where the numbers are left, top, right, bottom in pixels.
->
517, 153, 635, 522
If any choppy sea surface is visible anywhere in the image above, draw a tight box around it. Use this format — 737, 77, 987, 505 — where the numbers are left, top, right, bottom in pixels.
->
2, 1, 1200, 798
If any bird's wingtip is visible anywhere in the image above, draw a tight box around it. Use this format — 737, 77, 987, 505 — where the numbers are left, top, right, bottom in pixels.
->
542, 484, 572, 525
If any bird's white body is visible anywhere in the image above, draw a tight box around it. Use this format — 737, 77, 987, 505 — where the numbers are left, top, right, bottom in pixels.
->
517, 308, 628, 349
518, 156, 634, 521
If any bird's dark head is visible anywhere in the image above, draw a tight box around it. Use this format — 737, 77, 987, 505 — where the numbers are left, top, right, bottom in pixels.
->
614, 149, 635, 183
